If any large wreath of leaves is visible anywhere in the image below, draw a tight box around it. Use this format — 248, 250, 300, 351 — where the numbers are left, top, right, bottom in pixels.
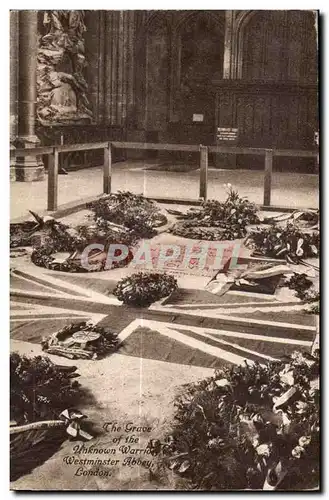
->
170, 186, 259, 241
246, 223, 319, 263
113, 272, 178, 307
30, 236, 133, 273
11, 192, 167, 273
169, 221, 247, 241
149, 351, 319, 491
10, 352, 83, 425
87, 191, 167, 239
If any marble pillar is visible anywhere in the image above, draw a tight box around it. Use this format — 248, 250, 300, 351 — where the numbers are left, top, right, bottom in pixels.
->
14, 10, 44, 182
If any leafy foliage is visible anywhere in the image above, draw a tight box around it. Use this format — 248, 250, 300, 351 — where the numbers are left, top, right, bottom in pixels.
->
286, 273, 320, 315
286, 273, 313, 300
10, 353, 83, 424
76, 219, 137, 248
247, 223, 319, 262
16, 193, 167, 272
87, 191, 167, 239
169, 223, 244, 241
10, 221, 39, 248
170, 185, 259, 240
150, 351, 319, 491
30, 245, 85, 272
31, 238, 134, 273
113, 272, 178, 307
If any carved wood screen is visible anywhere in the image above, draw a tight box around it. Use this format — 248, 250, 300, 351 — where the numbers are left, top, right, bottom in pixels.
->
217, 10, 318, 170
233, 88, 317, 149
238, 11, 317, 150
241, 11, 317, 83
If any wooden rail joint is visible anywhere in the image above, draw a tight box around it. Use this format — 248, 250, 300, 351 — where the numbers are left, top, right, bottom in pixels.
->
264, 148, 274, 207
47, 146, 59, 212
199, 144, 208, 201
103, 142, 112, 195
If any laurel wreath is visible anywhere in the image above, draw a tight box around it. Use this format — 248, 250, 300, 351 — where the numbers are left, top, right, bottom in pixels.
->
11, 192, 167, 273
113, 272, 178, 307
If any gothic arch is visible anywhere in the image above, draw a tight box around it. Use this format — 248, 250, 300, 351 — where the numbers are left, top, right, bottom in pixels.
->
168, 11, 225, 123
173, 10, 225, 34
172, 11, 225, 85
232, 10, 256, 79
142, 11, 171, 33
235, 10, 255, 32
233, 10, 317, 81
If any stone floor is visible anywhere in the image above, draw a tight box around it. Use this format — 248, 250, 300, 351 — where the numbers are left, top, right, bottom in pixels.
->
10, 338, 212, 491
10, 160, 319, 220
10, 250, 317, 490
10, 197, 319, 490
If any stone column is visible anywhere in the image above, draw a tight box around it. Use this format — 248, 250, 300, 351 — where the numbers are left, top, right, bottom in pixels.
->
14, 10, 44, 181
223, 11, 234, 79
10, 10, 19, 181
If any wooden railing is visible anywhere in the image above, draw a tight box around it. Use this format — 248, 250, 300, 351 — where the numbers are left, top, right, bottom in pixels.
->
10, 142, 318, 212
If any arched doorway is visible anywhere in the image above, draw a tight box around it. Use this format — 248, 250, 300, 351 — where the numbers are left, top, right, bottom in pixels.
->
169, 12, 225, 163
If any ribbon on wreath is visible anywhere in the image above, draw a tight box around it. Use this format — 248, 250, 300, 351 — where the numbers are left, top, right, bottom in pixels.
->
10, 409, 93, 441
59, 409, 93, 440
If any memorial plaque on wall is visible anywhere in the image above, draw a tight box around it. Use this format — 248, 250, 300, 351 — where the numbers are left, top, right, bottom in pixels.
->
215, 127, 238, 169
217, 127, 238, 142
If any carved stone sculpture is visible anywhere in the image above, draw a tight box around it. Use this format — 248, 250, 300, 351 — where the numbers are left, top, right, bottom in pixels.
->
37, 10, 93, 124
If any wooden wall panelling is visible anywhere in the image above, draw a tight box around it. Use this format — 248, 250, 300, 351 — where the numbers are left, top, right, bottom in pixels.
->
103, 11, 136, 129
83, 11, 100, 122
145, 16, 170, 131
134, 17, 147, 131
239, 10, 317, 84
126, 11, 135, 126
98, 11, 106, 123
104, 11, 114, 125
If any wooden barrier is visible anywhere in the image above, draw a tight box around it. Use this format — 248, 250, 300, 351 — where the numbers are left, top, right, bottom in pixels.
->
264, 149, 273, 206
111, 141, 200, 152
103, 143, 112, 195
199, 145, 208, 200
57, 142, 108, 153
47, 147, 59, 211
209, 145, 266, 155
10, 141, 318, 212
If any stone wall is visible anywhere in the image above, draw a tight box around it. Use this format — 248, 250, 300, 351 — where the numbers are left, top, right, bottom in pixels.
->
10, 10, 319, 174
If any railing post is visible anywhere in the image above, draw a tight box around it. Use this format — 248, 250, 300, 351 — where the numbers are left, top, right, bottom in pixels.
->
264, 149, 273, 206
47, 147, 58, 211
103, 142, 112, 194
199, 145, 208, 200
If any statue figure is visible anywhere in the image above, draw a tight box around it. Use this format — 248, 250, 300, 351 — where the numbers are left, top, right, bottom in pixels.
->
37, 10, 93, 124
